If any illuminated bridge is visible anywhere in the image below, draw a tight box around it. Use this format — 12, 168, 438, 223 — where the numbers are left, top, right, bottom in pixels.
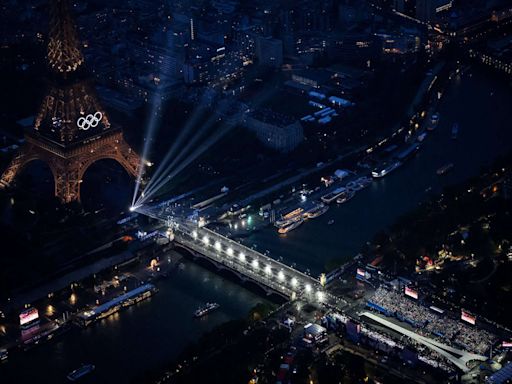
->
137, 205, 325, 300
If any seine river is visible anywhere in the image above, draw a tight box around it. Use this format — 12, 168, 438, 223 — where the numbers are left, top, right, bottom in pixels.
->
1, 67, 511, 383
243, 68, 512, 275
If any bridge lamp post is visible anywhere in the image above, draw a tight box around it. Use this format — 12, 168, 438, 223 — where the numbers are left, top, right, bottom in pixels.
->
291, 277, 298, 287
202, 235, 209, 246
252, 259, 259, 269
316, 290, 325, 302
214, 241, 222, 252
305, 284, 312, 294
227, 247, 234, 257
238, 252, 245, 262
192, 231, 198, 240
265, 265, 272, 275
278, 270, 285, 281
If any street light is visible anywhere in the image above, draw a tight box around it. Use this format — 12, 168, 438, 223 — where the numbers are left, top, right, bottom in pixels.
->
239, 252, 245, 262
265, 265, 272, 275
305, 284, 312, 293
317, 290, 325, 302
278, 270, 285, 281
227, 247, 234, 257
192, 231, 198, 240
215, 241, 222, 252
291, 277, 298, 287
202, 235, 209, 246
252, 259, 259, 269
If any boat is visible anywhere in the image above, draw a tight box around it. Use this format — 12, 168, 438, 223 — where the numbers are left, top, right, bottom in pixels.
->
395, 144, 419, 162
321, 187, 346, 204
417, 132, 427, 142
278, 219, 304, 234
451, 122, 459, 139
336, 189, 355, 204
327, 219, 335, 225
427, 113, 440, 131
346, 180, 362, 191
304, 204, 329, 219
194, 302, 220, 318
67, 364, 95, 381
275, 207, 304, 227
76, 284, 158, 327
437, 163, 454, 175
372, 161, 402, 178
356, 176, 373, 189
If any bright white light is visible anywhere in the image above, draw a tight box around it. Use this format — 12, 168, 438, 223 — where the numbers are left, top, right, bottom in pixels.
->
129, 205, 141, 212
265, 265, 272, 274
227, 247, 234, 257
192, 231, 198, 240
252, 259, 259, 269
215, 241, 222, 252
278, 271, 285, 281
239, 252, 245, 261
317, 290, 325, 302
305, 284, 312, 293
202, 235, 209, 246
291, 277, 298, 287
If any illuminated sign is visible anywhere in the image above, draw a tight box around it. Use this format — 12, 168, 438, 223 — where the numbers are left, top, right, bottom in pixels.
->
404, 286, 418, 300
461, 310, 476, 325
19, 307, 39, 326
77, 111, 102, 131
502, 341, 512, 348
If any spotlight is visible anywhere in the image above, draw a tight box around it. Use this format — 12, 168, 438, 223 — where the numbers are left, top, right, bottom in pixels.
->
129, 205, 141, 212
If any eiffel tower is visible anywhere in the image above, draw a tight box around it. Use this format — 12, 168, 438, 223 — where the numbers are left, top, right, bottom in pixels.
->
0, 0, 141, 203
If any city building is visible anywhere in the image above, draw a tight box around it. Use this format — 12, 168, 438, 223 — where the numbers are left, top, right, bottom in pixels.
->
245, 109, 303, 153
256, 37, 283, 68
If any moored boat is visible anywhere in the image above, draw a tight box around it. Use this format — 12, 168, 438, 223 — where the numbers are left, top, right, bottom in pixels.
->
372, 161, 402, 178
278, 219, 304, 234
0, 349, 7, 362
321, 187, 346, 204
336, 189, 355, 204
304, 204, 329, 219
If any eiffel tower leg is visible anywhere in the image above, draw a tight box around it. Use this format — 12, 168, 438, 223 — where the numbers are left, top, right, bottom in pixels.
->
0, 144, 41, 189
114, 134, 141, 178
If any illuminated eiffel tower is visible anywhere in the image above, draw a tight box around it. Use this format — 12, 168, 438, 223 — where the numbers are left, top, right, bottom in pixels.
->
0, 0, 140, 203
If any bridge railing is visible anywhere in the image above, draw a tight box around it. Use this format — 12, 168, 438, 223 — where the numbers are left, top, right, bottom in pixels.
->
177, 234, 296, 297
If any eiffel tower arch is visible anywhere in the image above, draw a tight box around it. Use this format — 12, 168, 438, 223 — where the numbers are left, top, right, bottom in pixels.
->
0, 0, 141, 203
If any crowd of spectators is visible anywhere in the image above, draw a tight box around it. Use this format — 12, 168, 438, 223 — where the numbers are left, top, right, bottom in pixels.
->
368, 287, 497, 356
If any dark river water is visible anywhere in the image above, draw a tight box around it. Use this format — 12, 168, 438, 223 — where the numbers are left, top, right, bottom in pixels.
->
1, 67, 511, 383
